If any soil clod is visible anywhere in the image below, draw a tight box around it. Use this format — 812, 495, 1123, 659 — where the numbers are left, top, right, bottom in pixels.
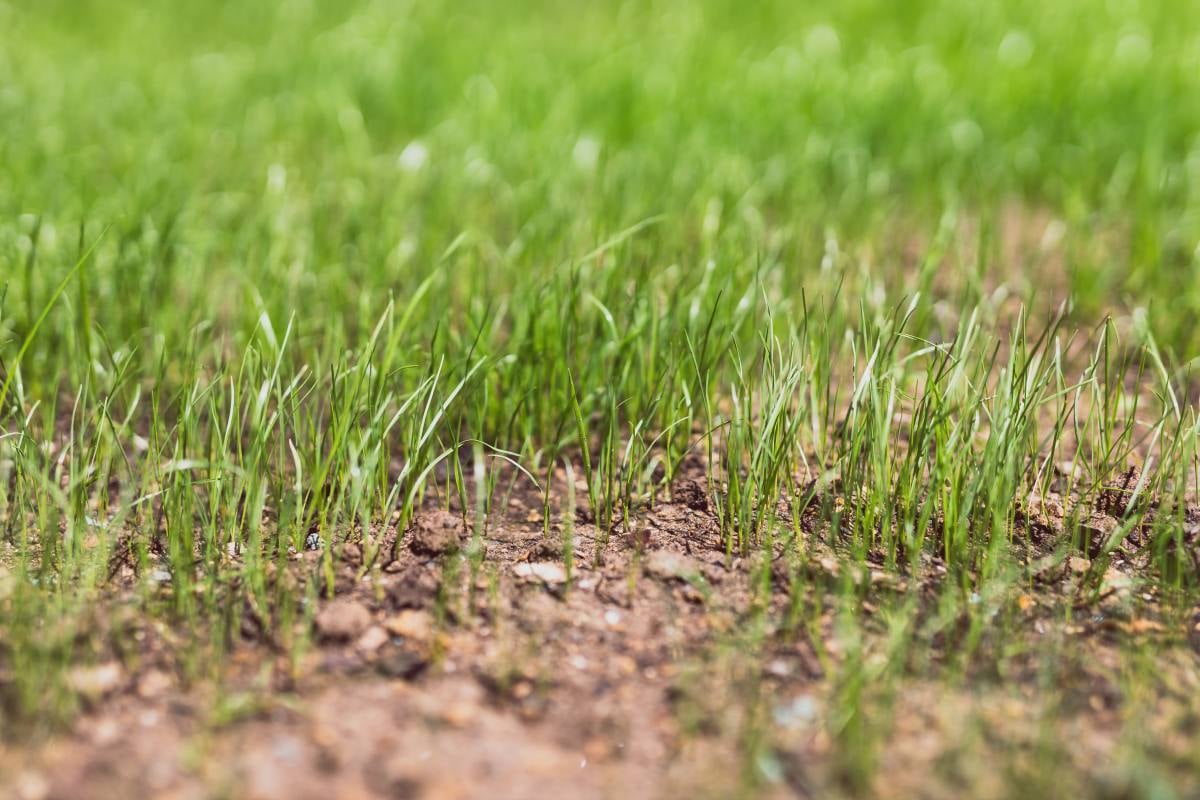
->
315, 600, 373, 642
376, 647, 429, 680
407, 510, 466, 556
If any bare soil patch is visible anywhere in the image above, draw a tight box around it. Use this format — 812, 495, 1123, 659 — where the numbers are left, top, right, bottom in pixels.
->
1, 463, 1198, 799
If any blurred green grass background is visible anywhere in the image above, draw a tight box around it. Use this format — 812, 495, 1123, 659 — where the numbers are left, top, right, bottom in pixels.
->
3, 0, 1199, 356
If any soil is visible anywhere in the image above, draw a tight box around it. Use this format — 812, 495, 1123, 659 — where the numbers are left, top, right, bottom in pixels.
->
1, 461, 1198, 799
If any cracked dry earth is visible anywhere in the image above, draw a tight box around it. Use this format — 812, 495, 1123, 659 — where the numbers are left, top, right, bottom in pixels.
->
2, 464, 1200, 800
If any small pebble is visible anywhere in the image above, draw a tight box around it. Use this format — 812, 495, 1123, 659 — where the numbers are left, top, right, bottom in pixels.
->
315, 600, 372, 641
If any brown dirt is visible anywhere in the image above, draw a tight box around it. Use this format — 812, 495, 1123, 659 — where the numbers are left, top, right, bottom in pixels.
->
1, 463, 1198, 799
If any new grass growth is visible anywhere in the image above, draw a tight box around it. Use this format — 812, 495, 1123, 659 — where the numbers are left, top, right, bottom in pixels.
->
2, 0, 1199, 793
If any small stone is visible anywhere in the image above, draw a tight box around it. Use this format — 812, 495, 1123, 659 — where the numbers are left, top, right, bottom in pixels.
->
523, 539, 562, 561
1057, 461, 1082, 479
387, 570, 438, 609
89, 717, 121, 745
643, 550, 699, 581
68, 661, 124, 700
869, 569, 902, 589
315, 600, 372, 641
1100, 567, 1134, 597
407, 510, 465, 556
1068, 555, 1091, 574
772, 695, 818, 729
356, 625, 390, 653
376, 647, 428, 680
137, 669, 171, 699
513, 561, 567, 586
384, 610, 433, 642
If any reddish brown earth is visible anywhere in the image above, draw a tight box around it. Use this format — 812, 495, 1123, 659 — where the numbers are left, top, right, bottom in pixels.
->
2, 462, 1199, 799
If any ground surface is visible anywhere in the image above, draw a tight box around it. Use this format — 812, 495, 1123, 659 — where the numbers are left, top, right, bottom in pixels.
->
4, 462, 1199, 799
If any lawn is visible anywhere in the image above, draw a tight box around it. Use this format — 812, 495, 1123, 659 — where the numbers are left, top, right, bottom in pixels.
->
2, 0, 1199, 797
